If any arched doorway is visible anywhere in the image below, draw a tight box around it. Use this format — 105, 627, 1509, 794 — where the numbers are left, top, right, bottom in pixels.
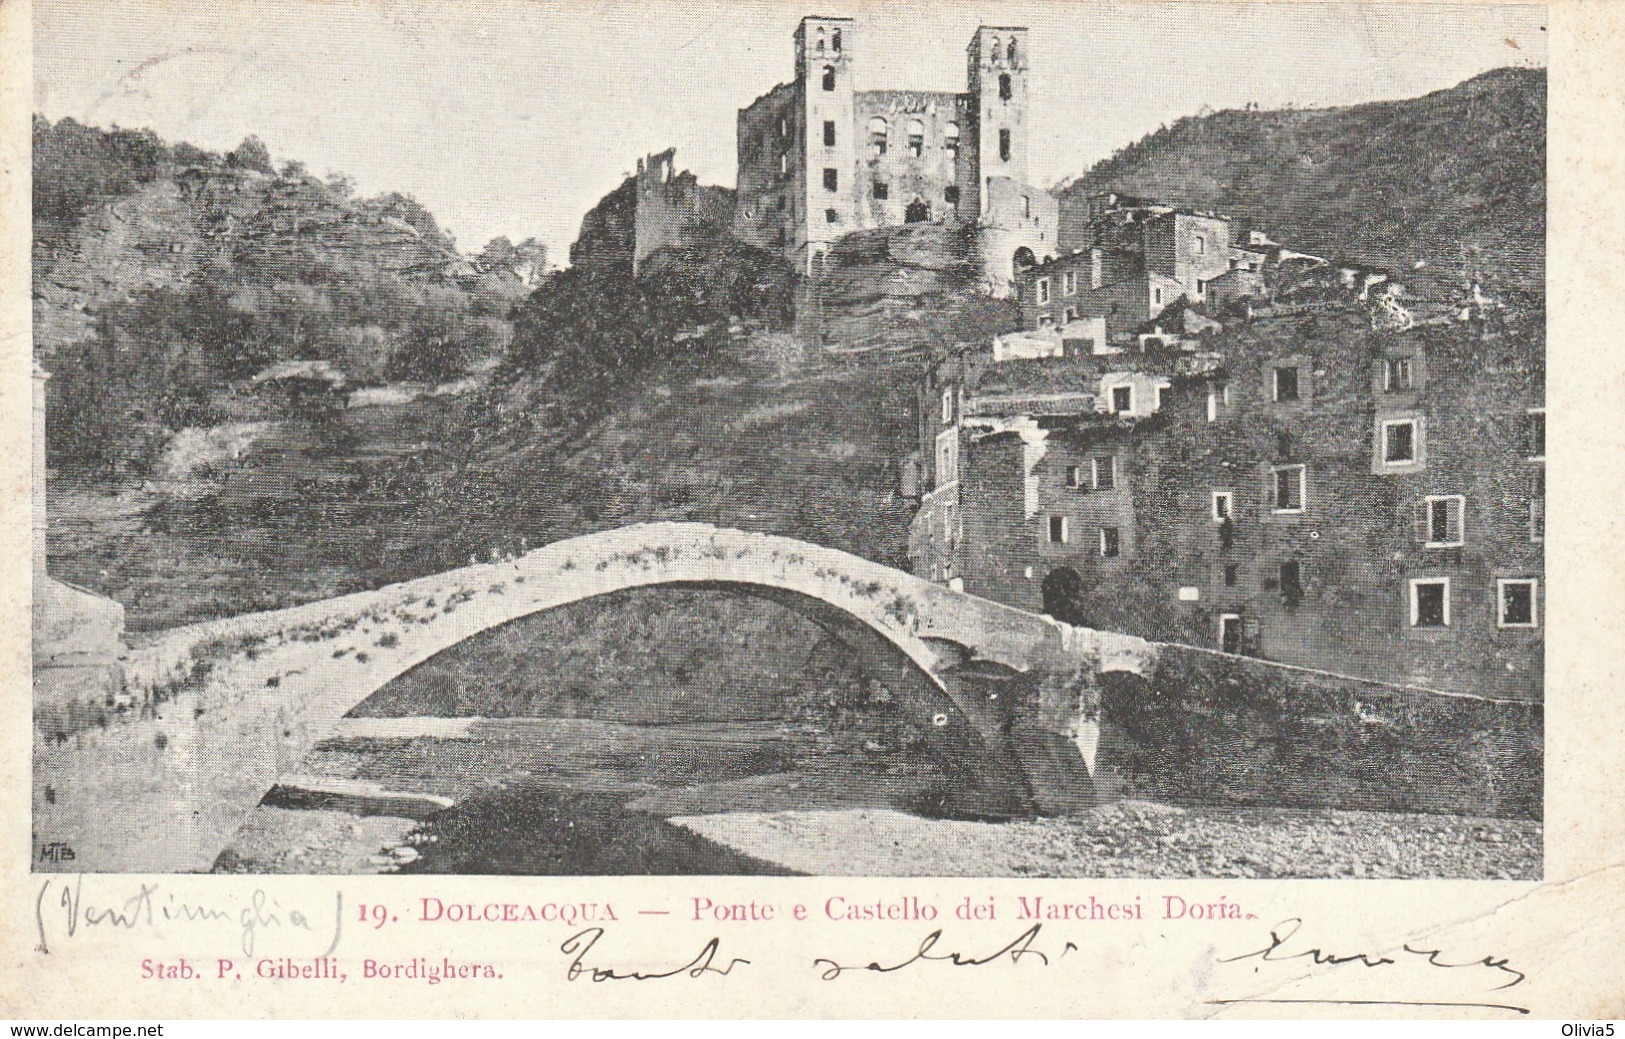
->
1012, 246, 1038, 277
1041, 566, 1091, 627
904, 199, 930, 224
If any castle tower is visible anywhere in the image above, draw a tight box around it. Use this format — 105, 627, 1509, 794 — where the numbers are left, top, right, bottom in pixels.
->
965, 25, 1052, 296
794, 16, 858, 272
965, 26, 1030, 216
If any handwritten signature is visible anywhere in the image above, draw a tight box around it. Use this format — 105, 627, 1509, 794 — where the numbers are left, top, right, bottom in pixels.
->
1212, 917, 1529, 1015
35, 876, 343, 958
813, 924, 1074, 980
560, 927, 749, 981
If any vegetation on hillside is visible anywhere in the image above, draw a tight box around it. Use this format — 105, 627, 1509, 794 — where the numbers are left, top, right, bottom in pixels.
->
35, 117, 544, 478
1060, 67, 1545, 299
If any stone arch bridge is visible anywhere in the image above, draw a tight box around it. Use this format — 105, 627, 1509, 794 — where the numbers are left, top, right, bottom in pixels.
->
37, 523, 1169, 872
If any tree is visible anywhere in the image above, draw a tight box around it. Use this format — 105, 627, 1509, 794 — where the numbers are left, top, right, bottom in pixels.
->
514, 237, 550, 286
226, 135, 274, 174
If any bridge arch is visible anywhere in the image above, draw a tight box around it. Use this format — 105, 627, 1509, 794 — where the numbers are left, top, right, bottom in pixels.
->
58, 524, 1148, 870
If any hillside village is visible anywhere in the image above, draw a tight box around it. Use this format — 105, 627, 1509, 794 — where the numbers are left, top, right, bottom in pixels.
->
569, 17, 1544, 700
31, 12, 1549, 880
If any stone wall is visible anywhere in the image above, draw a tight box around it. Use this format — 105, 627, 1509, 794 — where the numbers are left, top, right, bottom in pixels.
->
1096, 642, 1542, 819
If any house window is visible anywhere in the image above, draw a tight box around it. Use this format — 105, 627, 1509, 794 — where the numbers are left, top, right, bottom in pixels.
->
823, 120, 836, 147
999, 73, 1012, 101
1048, 515, 1068, 544
1064, 465, 1082, 488
1092, 456, 1116, 490
1384, 356, 1414, 390
1155, 385, 1170, 411
944, 123, 959, 154
1036, 314, 1054, 327
1212, 491, 1234, 522
1193, 235, 1205, 255
822, 66, 836, 91
907, 119, 925, 157
1110, 386, 1132, 414
1224, 564, 1238, 587
1527, 408, 1545, 461
868, 117, 888, 155
999, 129, 1011, 162
873, 179, 889, 200
1279, 560, 1303, 605
1062, 306, 1078, 323
825, 208, 839, 224
1272, 465, 1306, 513
1206, 386, 1220, 423
1036, 278, 1051, 304
1062, 271, 1076, 295
1022, 195, 1031, 218
1219, 614, 1243, 654
1530, 471, 1545, 543
1273, 366, 1300, 402
779, 152, 789, 177
944, 185, 960, 204
941, 387, 954, 423
1497, 579, 1538, 629
935, 431, 958, 485
1423, 495, 1465, 547
1410, 578, 1450, 628
823, 168, 838, 192
1099, 527, 1121, 558
1383, 418, 1420, 465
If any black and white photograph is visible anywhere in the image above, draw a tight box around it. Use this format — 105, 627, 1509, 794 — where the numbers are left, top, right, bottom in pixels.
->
30, 0, 1546, 883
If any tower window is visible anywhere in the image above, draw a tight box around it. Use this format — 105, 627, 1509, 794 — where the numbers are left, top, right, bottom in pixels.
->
832, 28, 841, 51
945, 123, 959, 154
873, 179, 888, 200
1007, 39, 1018, 63
825, 208, 839, 224
999, 73, 1012, 101
999, 129, 1011, 162
907, 119, 925, 157
823, 168, 838, 192
823, 120, 836, 147
822, 66, 836, 91
944, 185, 959, 204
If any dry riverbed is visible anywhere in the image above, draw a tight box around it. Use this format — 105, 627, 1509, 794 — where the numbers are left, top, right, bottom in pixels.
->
670, 801, 1541, 880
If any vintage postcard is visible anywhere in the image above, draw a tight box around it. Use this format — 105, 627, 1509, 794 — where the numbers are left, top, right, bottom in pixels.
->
3, 0, 1623, 1021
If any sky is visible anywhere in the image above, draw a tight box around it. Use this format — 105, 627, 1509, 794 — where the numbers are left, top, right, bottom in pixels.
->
33, 0, 1547, 265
